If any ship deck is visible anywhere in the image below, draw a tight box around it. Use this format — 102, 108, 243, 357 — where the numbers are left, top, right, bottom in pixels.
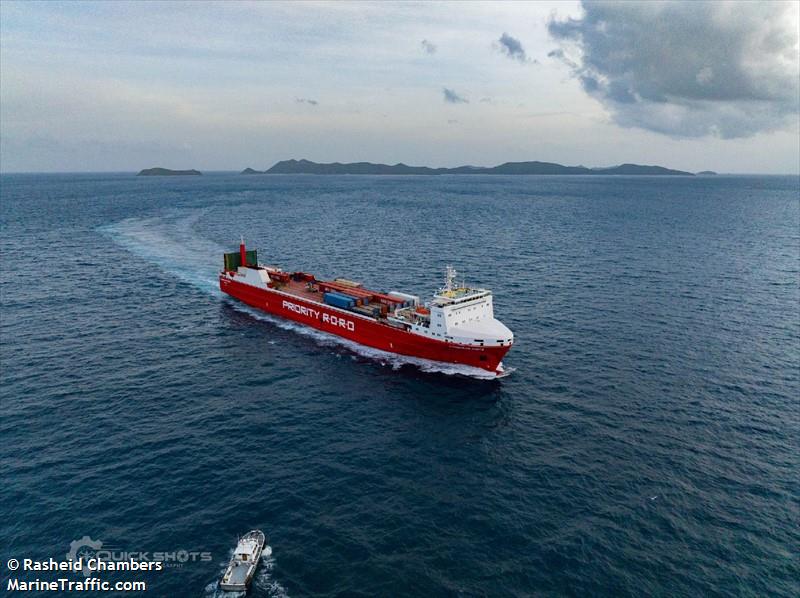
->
271, 277, 398, 324
274, 279, 325, 303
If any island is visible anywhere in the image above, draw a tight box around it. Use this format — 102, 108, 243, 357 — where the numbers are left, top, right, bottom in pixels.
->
696, 170, 718, 175
137, 168, 202, 176
249, 159, 694, 176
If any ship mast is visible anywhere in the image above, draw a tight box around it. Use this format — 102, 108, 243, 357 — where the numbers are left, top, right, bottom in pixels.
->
444, 265, 457, 292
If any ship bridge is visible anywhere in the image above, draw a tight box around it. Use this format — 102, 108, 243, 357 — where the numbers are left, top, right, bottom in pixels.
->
423, 267, 514, 348
432, 286, 491, 306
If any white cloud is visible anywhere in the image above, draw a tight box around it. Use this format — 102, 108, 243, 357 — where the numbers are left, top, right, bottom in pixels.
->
549, 1, 800, 138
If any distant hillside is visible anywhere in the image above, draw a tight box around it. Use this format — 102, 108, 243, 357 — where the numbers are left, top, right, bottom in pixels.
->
593, 163, 694, 175
137, 168, 202, 176
263, 159, 446, 175
241, 167, 265, 175
697, 170, 718, 175
259, 159, 694, 176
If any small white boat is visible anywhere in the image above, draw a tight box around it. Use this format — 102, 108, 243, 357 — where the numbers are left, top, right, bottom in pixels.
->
220, 530, 266, 592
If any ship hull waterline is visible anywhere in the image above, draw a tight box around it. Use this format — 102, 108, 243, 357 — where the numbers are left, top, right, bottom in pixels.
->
220, 277, 511, 375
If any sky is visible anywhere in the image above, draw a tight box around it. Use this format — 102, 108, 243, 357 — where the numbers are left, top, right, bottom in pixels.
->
1, 0, 798, 173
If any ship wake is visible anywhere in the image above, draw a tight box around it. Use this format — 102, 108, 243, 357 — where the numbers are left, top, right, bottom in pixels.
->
100, 210, 224, 297
101, 211, 506, 380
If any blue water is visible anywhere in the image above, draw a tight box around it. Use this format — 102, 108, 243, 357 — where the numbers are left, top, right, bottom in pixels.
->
1, 173, 798, 597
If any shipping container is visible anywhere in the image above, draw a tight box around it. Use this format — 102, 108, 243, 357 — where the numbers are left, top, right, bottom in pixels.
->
319, 281, 404, 308
269, 271, 291, 283
352, 305, 380, 318
388, 291, 420, 306
334, 278, 363, 288
372, 295, 404, 307
323, 292, 356, 309
223, 249, 258, 271
319, 282, 372, 299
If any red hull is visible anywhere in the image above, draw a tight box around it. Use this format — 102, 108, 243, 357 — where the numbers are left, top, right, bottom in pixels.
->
220, 277, 510, 374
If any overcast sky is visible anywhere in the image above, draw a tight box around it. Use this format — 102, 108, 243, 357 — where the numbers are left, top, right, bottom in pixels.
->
1, 1, 798, 173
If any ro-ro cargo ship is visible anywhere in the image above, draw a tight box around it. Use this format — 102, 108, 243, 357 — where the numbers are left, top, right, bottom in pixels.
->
219, 241, 514, 375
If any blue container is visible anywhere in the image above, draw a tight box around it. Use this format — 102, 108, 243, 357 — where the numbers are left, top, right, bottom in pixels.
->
324, 292, 355, 309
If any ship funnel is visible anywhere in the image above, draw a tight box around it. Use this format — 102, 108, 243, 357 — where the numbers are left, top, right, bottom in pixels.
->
240, 237, 247, 267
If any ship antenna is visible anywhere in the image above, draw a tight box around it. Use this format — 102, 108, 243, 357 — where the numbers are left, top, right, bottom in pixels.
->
445, 265, 457, 292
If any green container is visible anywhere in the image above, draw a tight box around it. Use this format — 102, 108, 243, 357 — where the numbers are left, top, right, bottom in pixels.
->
223, 249, 258, 271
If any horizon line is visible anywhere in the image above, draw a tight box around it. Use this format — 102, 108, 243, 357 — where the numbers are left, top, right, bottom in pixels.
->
2, 169, 799, 176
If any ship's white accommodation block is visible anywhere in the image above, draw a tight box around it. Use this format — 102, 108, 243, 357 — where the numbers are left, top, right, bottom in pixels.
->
429, 290, 513, 347
236, 266, 270, 288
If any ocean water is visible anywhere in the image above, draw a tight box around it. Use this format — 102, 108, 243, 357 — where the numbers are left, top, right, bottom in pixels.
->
1, 172, 798, 597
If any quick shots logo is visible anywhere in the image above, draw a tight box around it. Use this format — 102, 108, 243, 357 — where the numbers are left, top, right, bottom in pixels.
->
65, 536, 211, 576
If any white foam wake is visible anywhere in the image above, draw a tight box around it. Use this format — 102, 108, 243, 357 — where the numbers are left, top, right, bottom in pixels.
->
100, 211, 505, 380
99, 210, 223, 297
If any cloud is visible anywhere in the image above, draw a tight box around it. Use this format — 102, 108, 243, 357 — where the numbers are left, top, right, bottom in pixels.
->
295, 97, 319, 106
421, 39, 436, 54
443, 88, 468, 104
496, 33, 528, 63
548, 1, 800, 138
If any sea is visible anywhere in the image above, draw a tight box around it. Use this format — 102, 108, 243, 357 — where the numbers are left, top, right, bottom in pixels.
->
1, 173, 798, 597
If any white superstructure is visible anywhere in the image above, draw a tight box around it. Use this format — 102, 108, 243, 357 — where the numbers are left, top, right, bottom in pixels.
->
391, 266, 514, 348
220, 530, 265, 592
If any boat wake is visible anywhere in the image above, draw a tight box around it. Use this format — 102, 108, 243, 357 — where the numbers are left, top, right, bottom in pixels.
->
101, 211, 509, 380
100, 210, 224, 298
204, 545, 288, 598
